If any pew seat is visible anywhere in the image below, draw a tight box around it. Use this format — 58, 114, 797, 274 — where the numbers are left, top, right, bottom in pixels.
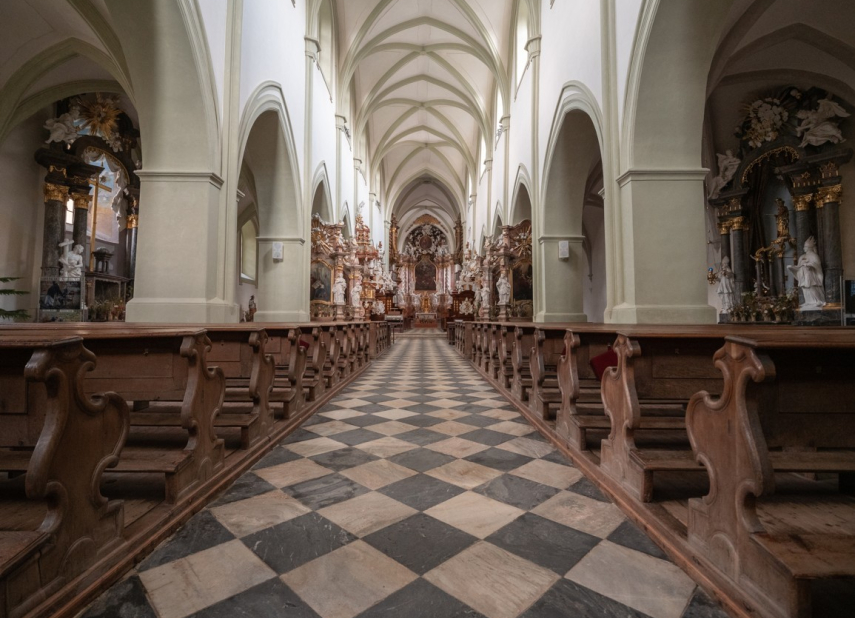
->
129, 409, 261, 450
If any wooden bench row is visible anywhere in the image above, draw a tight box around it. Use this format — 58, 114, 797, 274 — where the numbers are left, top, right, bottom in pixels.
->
0, 320, 390, 618
452, 321, 855, 618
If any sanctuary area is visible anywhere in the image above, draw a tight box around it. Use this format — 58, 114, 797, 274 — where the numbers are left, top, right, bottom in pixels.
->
0, 2, 854, 618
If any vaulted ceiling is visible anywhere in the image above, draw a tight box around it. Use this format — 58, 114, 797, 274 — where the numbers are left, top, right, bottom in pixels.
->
337, 0, 514, 228
706, 0, 855, 152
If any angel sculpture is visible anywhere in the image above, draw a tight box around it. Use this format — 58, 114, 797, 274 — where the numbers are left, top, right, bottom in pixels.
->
796, 97, 850, 148
708, 150, 741, 199
44, 109, 80, 145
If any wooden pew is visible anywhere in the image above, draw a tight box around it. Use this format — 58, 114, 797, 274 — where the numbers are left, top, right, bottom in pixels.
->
687, 334, 855, 618
556, 326, 715, 454
258, 326, 308, 419
497, 325, 515, 389
528, 327, 569, 420
0, 336, 128, 618
510, 325, 537, 402
597, 331, 724, 502
201, 326, 275, 450
336, 325, 353, 379
0, 326, 226, 504
487, 324, 502, 379
301, 327, 328, 403
556, 328, 618, 449
321, 325, 342, 387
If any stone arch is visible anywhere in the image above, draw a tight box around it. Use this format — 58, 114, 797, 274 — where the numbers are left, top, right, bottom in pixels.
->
239, 106, 306, 322
310, 163, 333, 223
538, 85, 606, 322
510, 166, 533, 225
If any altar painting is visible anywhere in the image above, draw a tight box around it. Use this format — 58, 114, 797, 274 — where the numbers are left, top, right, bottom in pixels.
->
415, 258, 437, 291
310, 260, 333, 303
512, 263, 533, 302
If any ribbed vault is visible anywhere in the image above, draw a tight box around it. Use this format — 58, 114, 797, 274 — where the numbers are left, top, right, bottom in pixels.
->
336, 0, 514, 224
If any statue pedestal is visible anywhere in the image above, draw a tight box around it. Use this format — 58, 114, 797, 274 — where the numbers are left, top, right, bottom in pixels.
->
497, 304, 508, 321
334, 305, 346, 321
794, 307, 842, 326
718, 312, 732, 324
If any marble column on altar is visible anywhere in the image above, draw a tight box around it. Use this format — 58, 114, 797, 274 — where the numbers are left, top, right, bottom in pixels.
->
718, 221, 731, 273
70, 188, 90, 256
792, 193, 813, 262
729, 217, 749, 297
816, 183, 843, 304
40, 177, 69, 277
126, 189, 140, 280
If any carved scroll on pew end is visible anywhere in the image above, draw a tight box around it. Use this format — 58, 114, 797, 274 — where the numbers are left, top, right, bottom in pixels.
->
686, 334, 855, 618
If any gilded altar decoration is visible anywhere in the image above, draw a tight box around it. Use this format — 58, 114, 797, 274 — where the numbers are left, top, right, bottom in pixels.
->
76, 94, 123, 148
309, 211, 397, 321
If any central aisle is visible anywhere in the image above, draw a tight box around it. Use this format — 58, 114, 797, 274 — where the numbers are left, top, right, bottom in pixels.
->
84, 335, 726, 618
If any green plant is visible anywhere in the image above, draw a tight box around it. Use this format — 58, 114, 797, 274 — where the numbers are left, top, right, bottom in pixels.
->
0, 276, 30, 321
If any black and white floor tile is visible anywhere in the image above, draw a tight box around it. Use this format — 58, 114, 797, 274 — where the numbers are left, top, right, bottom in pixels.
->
82, 336, 728, 618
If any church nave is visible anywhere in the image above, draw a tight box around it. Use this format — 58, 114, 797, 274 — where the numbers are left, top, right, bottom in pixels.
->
81, 335, 724, 618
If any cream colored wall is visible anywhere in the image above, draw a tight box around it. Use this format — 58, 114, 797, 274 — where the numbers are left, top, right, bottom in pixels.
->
0, 112, 47, 319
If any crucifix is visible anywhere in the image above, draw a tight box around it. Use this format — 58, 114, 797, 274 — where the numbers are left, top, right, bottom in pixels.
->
88, 170, 112, 271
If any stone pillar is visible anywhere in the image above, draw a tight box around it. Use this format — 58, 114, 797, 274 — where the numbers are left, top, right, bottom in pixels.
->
126, 171, 237, 323
611, 170, 716, 324
792, 193, 813, 258
817, 184, 843, 304
730, 217, 749, 298
41, 180, 69, 277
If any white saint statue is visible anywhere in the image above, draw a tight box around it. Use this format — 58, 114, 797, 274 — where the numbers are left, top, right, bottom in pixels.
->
58, 240, 84, 279
351, 279, 363, 307
708, 150, 741, 199
496, 272, 511, 305
788, 237, 826, 310
716, 256, 736, 313
795, 97, 850, 148
333, 273, 347, 305
479, 281, 491, 308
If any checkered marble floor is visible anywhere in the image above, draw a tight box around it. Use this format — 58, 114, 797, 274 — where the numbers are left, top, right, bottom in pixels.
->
82, 336, 728, 618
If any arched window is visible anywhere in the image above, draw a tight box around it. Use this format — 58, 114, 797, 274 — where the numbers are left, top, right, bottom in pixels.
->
240, 218, 258, 283
318, 0, 335, 91
515, 0, 530, 87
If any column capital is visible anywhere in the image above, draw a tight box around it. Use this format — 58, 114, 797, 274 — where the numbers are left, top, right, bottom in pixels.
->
525, 36, 542, 58
793, 193, 813, 211
304, 37, 320, 61
718, 221, 732, 235
816, 184, 842, 207
730, 216, 748, 231
126, 214, 139, 229
44, 182, 69, 203
71, 192, 90, 210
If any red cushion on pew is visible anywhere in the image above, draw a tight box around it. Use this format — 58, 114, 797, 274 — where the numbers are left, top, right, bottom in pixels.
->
590, 347, 618, 381
299, 340, 311, 350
